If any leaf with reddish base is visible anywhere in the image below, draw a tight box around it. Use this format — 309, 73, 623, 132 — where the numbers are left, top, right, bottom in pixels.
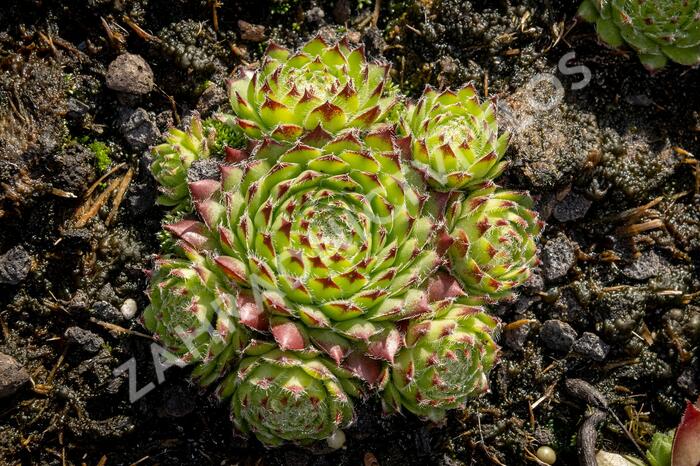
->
225, 147, 249, 163
271, 318, 308, 351
343, 352, 384, 386
236, 292, 269, 331
164, 220, 212, 249
427, 272, 466, 303
189, 179, 220, 202
366, 326, 402, 363
672, 396, 700, 466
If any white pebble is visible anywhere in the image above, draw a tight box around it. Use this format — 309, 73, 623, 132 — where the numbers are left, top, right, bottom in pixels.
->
120, 298, 138, 319
326, 429, 346, 449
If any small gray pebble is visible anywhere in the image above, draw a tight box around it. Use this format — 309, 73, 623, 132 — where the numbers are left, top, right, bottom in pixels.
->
541, 233, 576, 282
117, 107, 161, 152
622, 250, 663, 281
91, 301, 124, 323
0, 245, 31, 285
504, 321, 532, 351
553, 192, 592, 222
106, 53, 154, 95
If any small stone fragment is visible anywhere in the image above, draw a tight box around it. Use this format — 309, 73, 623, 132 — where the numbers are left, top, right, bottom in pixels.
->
64, 327, 104, 354
117, 108, 161, 152
159, 384, 196, 418
91, 301, 124, 323
120, 299, 138, 320
106, 53, 154, 95
195, 83, 227, 117
0, 353, 30, 399
238, 20, 266, 42
305, 6, 325, 23
504, 320, 532, 351
553, 192, 592, 222
541, 233, 576, 281
622, 250, 662, 281
188, 158, 220, 182
0, 245, 31, 285
540, 319, 578, 352
572, 332, 610, 361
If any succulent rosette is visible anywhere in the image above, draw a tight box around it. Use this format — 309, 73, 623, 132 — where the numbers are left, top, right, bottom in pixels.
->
578, 0, 700, 70
182, 127, 439, 366
400, 85, 509, 192
150, 114, 215, 211
144, 34, 546, 447
224, 36, 398, 143
151, 114, 245, 212
142, 243, 252, 386
444, 183, 542, 299
219, 342, 360, 446
381, 301, 499, 421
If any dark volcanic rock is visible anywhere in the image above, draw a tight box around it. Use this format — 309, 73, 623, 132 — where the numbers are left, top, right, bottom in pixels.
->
64, 327, 104, 354
504, 321, 532, 351
0, 353, 30, 399
117, 108, 160, 152
106, 54, 154, 95
540, 319, 577, 352
572, 332, 609, 361
553, 192, 592, 223
195, 83, 227, 117
188, 158, 220, 182
91, 301, 124, 323
51, 144, 96, 195
238, 20, 266, 42
0, 245, 31, 285
159, 384, 197, 418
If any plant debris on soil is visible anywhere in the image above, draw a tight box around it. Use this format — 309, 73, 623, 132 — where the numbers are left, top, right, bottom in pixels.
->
1, 0, 698, 465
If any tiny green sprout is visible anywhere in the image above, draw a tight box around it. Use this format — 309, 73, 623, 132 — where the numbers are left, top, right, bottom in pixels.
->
88, 140, 112, 173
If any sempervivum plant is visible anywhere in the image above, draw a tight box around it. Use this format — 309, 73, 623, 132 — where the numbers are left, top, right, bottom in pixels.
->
185, 126, 438, 363
151, 114, 245, 212
145, 34, 544, 447
399, 85, 509, 192
444, 183, 543, 300
223, 36, 398, 142
578, 0, 700, 70
218, 342, 360, 446
142, 243, 249, 386
381, 301, 499, 421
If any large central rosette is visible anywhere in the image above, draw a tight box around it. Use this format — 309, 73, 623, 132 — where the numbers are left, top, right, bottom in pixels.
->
187, 127, 439, 364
